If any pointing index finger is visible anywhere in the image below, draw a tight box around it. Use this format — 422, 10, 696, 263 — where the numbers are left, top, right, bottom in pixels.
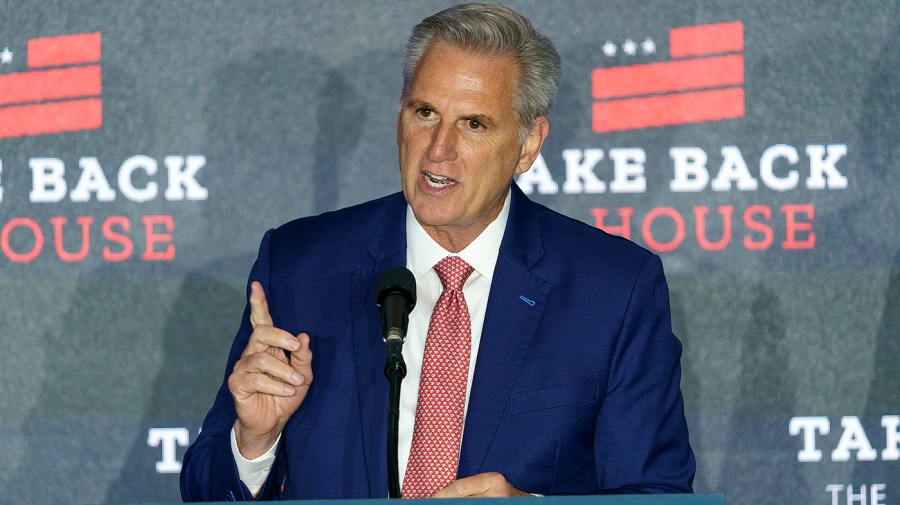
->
249, 281, 274, 329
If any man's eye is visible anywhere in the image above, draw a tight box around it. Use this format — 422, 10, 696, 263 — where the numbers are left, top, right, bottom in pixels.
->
468, 119, 482, 130
417, 109, 433, 118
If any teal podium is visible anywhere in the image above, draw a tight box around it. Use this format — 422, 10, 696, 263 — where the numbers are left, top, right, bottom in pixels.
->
155, 495, 723, 505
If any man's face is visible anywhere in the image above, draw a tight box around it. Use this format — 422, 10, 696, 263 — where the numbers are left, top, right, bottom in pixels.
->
397, 42, 547, 252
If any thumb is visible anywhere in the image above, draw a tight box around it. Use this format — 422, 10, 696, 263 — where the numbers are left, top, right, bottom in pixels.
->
249, 281, 274, 329
291, 332, 314, 374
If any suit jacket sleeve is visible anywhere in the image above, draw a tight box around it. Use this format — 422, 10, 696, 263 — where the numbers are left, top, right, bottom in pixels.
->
594, 253, 695, 493
180, 228, 289, 502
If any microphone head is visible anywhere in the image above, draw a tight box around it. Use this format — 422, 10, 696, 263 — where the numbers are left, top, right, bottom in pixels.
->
376, 266, 417, 311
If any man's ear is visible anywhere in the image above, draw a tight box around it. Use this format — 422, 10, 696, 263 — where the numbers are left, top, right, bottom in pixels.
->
515, 116, 549, 175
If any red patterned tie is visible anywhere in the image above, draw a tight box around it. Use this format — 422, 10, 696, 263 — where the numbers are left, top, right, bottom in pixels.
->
402, 256, 475, 498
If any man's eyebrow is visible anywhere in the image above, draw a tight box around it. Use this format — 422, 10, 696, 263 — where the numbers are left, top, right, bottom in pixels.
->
405, 99, 435, 111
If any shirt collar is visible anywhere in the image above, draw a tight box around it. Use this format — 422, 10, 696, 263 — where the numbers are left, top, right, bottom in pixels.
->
406, 190, 510, 282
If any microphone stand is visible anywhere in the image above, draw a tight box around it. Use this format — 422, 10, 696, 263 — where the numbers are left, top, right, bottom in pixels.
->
376, 266, 416, 499
384, 338, 407, 499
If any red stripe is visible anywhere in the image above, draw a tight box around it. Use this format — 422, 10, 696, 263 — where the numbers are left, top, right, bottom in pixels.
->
670, 21, 743, 58
592, 54, 743, 100
27, 32, 101, 68
0, 66, 101, 106
592, 87, 744, 133
0, 98, 103, 139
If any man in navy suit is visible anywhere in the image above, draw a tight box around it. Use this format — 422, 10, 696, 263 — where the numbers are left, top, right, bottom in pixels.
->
181, 3, 695, 501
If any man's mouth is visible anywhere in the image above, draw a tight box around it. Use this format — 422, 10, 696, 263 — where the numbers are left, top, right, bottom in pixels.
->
423, 172, 458, 188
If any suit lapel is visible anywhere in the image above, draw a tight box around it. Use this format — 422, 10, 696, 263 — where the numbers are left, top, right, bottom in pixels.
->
350, 194, 407, 497
457, 186, 551, 477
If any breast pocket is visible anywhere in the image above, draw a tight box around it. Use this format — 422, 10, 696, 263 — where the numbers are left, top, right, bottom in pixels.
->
509, 380, 600, 415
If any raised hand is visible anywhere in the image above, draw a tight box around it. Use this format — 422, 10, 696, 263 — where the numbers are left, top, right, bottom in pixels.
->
228, 281, 313, 459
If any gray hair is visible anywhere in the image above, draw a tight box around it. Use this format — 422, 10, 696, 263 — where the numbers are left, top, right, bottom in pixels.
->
401, 3, 561, 141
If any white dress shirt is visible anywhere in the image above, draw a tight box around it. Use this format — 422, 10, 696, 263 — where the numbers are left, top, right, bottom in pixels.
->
233, 191, 511, 495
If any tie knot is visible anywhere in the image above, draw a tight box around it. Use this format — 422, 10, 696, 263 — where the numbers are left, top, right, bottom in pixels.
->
434, 256, 474, 291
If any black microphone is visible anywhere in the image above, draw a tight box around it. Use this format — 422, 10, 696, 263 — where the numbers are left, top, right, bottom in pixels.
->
376, 266, 417, 350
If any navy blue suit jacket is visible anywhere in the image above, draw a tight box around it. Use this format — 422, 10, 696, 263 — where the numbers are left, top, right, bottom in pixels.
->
180, 186, 695, 501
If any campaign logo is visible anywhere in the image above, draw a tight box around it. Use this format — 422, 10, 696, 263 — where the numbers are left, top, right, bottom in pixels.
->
0, 32, 102, 139
592, 21, 744, 132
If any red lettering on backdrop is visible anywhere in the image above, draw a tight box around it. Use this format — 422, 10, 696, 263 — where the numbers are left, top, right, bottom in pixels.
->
642, 207, 685, 253
591, 207, 635, 239
693, 205, 734, 251
743, 205, 773, 250
782, 204, 816, 250
590, 203, 815, 253
102, 216, 133, 262
1, 217, 44, 263
141, 215, 175, 261
1, 215, 177, 263
50, 216, 93, 262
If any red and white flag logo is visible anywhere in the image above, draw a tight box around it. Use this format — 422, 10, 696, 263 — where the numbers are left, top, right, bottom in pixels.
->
0, 32, 103, 139
592, 21, 744, 132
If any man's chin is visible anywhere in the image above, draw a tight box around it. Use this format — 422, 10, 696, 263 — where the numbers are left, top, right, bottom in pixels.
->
411, 207, 462, 230
414, 213, 458, 230
410, 198, 458, 224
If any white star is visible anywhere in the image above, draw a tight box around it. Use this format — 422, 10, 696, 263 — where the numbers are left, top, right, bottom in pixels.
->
622, 39, 637, 56
0, 47, 12, 65
602, 41, 617, 57
641, 38, 656, 55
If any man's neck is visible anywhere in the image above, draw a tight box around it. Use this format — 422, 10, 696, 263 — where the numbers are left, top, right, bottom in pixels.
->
416, 191, 512, 253
406, 190, 511, 274
421, 226, 482, 253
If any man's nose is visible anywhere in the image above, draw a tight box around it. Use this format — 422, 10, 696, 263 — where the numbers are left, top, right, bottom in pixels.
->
426, 122, 459, 163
